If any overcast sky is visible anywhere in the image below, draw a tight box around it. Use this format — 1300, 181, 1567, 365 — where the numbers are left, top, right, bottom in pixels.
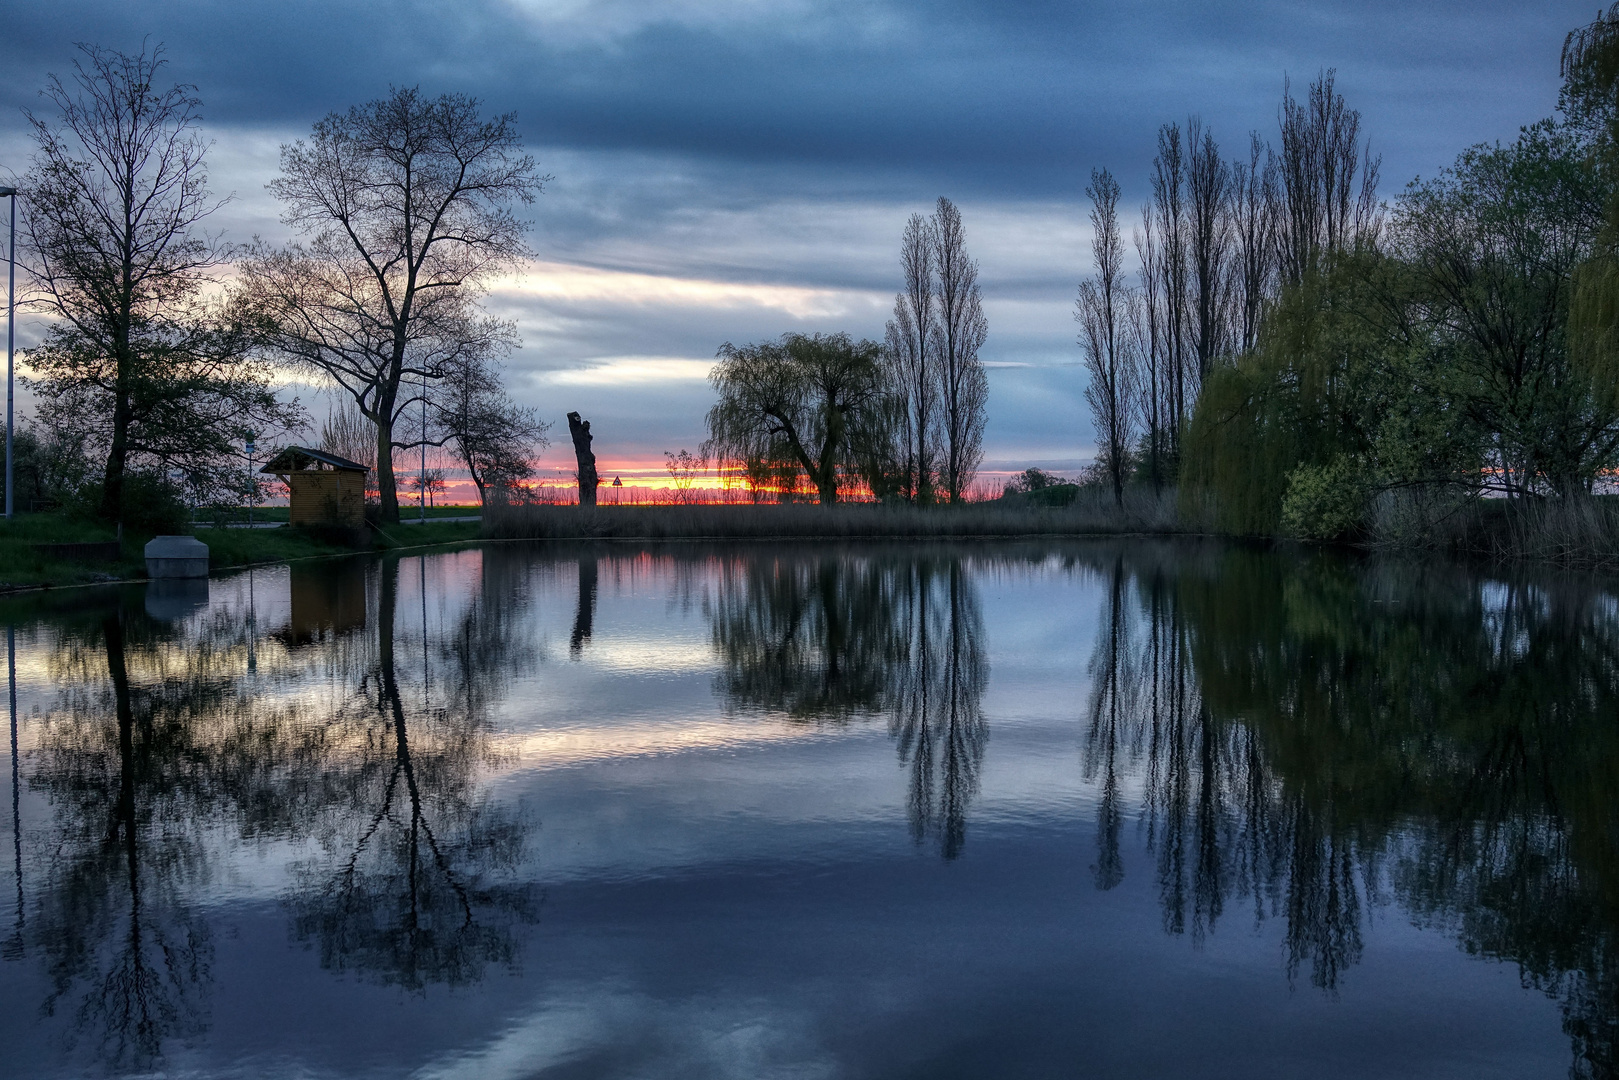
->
0, 0, 1596, 486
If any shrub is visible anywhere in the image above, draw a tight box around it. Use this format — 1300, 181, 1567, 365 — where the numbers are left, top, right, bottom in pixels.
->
118, 471, 191, 534
1281, 457, 1367, 540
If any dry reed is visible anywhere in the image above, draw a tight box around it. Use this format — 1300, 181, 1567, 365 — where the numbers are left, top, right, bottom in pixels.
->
482, 489, 1181, 542
1372, 491, 1619, 571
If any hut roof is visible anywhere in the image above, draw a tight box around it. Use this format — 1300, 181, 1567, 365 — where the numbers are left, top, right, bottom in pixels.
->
260, 446, 370, 475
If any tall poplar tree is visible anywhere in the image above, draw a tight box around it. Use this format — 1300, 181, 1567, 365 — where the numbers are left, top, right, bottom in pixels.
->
932, 198, 989, 503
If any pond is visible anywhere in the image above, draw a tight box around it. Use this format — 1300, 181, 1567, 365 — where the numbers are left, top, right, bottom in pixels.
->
0, 540, 1613, 1079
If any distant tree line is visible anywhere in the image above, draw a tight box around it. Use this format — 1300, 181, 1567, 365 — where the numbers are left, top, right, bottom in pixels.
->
705, 197, 989, 504
1082, 6, 1619, 541
3, 42, 550, 527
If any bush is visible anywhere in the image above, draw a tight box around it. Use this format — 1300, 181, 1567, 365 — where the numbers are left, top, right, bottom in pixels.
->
117, 471, 191, 534
1280, 457, 1367, 540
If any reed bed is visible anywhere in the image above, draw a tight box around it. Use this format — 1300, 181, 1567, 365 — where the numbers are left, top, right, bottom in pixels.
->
1463, 497, 1619, 571
482, 489, 1181, 542
1372, 491, 1619, 571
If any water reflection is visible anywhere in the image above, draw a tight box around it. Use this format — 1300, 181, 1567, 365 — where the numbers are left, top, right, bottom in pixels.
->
284, 559, 366, 644
570, 553, 597, 658
285, 557, 538, 990
1079, 544, 1619, 1077
707, 549, 988, 858
7, 554, 542, 1069
2, 542, 1618, 1076
888, 558, 987, 860
25, 601, 217, 1068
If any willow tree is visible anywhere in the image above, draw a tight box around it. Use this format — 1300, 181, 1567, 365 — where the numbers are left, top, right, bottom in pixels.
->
704, 332, 894, 504
241, 87, 546, 522
1565, 4, 1619, 439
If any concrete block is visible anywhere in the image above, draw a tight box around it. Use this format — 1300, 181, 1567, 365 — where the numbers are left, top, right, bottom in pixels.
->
144, 534, 210, 579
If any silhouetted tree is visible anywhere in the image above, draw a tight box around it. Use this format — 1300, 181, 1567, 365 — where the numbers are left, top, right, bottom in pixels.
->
885, 213, 940, 503
1078, 168, 1137, 506
705, 333, 894, 504
932, 199, 989, 502
22, 42, 296, 521
242, 87, 546, 522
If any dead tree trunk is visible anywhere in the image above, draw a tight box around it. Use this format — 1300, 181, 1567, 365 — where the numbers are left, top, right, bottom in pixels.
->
567, 411, 599, 507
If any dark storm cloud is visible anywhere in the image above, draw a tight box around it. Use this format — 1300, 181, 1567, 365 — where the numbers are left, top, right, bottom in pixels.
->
0, 0, 1590, 200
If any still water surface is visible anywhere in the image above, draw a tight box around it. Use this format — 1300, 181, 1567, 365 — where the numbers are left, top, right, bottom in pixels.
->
0, 541, 1612, 1078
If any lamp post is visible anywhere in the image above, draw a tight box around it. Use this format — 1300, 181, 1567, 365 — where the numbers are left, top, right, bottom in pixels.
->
245, 434, 256, 527
419, 370, 427, 524
0, 186, 17, 522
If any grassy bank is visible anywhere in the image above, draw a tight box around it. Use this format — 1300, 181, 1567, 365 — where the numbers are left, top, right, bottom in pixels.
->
482, 491, 1180, 541
0, 514, 482, 592
0, 516, 145, 588
196, 521, 479, 566
197, 503, 480, 525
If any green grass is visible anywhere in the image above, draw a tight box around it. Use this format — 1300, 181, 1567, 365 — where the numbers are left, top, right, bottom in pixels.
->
200, 503, 480, 525
0, 512, 483, 592
0, 514, 148, 588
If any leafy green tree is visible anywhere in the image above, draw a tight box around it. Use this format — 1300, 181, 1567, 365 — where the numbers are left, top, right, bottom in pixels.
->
1396, 120, 1611, 496
1186, 107, 1614, 535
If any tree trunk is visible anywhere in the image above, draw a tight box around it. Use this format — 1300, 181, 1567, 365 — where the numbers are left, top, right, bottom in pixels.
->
570, 555, 597, 657
98, 356, 133, 522
375, 413, 400, 523
567, 412, 598, 507
815, 407, 843, 504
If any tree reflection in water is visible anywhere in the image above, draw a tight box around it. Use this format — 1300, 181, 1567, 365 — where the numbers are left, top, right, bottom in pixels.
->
20, 600, 225, 1069
10, 542, 1619, 1077
1082, 543, 1619, 1077
7, 550, 541, 1068
286, 555, 538, 990
707, 548, 988, 859
889, 558, 987, 860
570, 553, 597, 658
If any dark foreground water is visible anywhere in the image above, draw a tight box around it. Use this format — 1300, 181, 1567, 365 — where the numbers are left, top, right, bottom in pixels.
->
0, 540, 1614, 1079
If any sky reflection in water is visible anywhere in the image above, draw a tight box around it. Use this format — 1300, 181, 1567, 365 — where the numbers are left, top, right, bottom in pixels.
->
0, 541, 1610, 1078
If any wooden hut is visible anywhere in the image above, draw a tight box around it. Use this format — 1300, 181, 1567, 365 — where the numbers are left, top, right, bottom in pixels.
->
261, 446, 369, 527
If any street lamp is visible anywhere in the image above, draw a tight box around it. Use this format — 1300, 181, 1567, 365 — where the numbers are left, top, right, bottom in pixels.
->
0, 186, 16, 522
245, 434, 256, 527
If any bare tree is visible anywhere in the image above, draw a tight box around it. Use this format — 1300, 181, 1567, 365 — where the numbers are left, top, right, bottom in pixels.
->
319, 398, 379, 498
21, 43, 294, 521
885, 213, 939, 503
663, 448, 707, 504
1186, 118, 1232, 380
1150, 124, 1191, 459
1079, 169, 1136, 506
931, 198, 989, 503
1230, 132, 1280, 353
241, 87, 547, 522
435, 354, 549, 504
1277, 71, 1380, 284
1134, 210, 1167, 493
